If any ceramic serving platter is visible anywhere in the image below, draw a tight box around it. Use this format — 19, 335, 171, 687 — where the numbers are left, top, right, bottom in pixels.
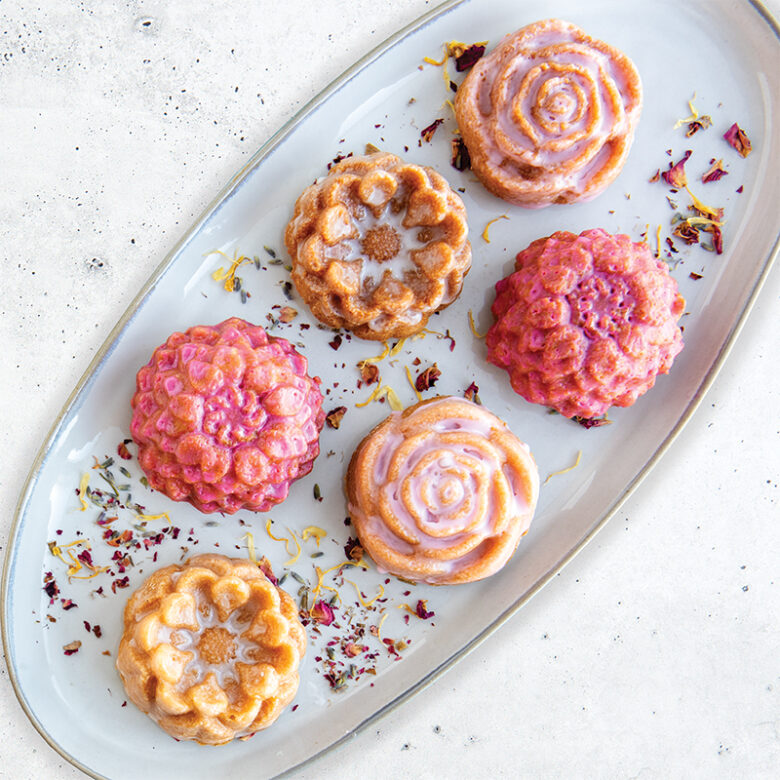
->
3, 0, 779, 777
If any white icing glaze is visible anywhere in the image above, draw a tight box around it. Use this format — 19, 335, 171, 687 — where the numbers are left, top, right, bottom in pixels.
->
473, 26, 636, 194
353, 399, 538, 578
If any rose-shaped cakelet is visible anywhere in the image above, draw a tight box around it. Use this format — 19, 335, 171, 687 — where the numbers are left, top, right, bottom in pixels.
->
454, 19, 642, 207
130, 318, 325, 514
346, 397, 539, 584
284, 152, 472, 340
116, 554, 306, 745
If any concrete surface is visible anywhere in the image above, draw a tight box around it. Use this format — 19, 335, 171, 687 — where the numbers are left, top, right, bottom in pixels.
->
1, 1, 778, 778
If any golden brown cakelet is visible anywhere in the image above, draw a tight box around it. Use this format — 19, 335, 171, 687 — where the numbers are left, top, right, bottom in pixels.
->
454, 19, 643, 208
284, 152, 472, 341
345, 397, 539, 584
116, 554, 306, 745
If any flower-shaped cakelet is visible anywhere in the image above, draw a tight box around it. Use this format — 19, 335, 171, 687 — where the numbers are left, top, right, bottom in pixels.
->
116, 554, 306, 745
284, 152, 472, 340
130, 318, 325, 514
346, 397, 539, 584
454, 19, 642, 208
486, 229, 685, 418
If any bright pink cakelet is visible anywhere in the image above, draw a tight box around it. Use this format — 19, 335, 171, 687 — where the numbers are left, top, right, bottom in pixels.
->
486, 229, 685, 419
130, 318, 325, 513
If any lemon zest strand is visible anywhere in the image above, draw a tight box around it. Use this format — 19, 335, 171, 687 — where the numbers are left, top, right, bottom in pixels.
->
70, 569, 107, 580
376, 612, 390, 640
468, 310, 486, 339
265, 519, 288, 543
397, 603, 418, 616
77, 473, 90, 511
301, 526, 327, 547
482, 215, 509, 243
134, 512, 170, 523
672, 93, 699, 129
423, 46, 448, 66
656, 225, 663, 259
208, 249, 251, 292
243, 532, 257, 564
358, 342, 391, 367
544, 450, 583, 485
383, 386, 404, 412
388, 338, 407, 358
405, 366, 422, 402
344, 580, 385, 608
284, 528, 301, 566
355, 384, 383, 408
684, 185, 722, 221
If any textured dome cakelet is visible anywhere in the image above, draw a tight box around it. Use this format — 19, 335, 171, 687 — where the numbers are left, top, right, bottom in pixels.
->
346, 396, 539, 585
116, 554, 306, 745
285, 152, 472, 340
130, 317, 325, 514
454, 19, 642, 208
486, 229, 685, 418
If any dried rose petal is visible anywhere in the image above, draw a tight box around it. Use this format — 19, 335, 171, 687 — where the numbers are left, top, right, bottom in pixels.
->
454, 43, 486, 72
257, 556, 278, 586
672, 222, 700, 245
325, 406, 347, 429
327, 152, 353, 171
702, 159, 728, 183
450, 137, 471, 171
117, 440, 132, 460
344, 537, 364, 562
359, 363, 380, 386
572, 416, 612, 429
711, 224, 724, 255
329, 334, 343, 350
686, 115, 712, 136
343, 642, 365, 658
277, 306, 298, 323
649, 169, 660, 183
463, 382, 480, 403
415, 599, 435, 620
689, 272, 703, 280
662, 150, 692, 188
724, 123, 752, 157
311, 600, 335, 626
415, 364, 441, 392
63, 640, 81, 656
421, 118, 444, 143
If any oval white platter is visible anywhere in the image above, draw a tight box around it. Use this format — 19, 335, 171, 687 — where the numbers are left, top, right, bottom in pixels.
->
3, 0, 779, 778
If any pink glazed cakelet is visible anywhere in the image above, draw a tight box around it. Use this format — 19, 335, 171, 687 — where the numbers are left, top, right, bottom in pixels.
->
486, 229, 685, 418
130, 317, 325, 514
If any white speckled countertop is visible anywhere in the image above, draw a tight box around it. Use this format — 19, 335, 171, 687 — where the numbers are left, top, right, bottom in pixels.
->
1, 1, 778, 777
